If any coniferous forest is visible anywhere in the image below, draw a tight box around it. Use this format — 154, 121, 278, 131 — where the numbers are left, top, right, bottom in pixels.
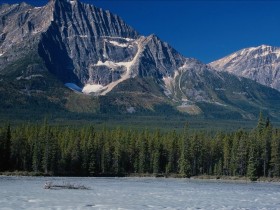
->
0, 114, 280, 181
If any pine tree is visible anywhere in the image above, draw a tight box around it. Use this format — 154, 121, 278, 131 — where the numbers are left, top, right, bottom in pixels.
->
11, 136, 28, 171
236, 131, 248, 176
112, 136, 121, 174
229, 132, 239, 176
72, 134, 82, 175
257, 111, 266, 135
101, 133, 111, 174
223, 135, 231, 175
138, 131, 148, 174
32, 139, 41, 172
247, 144, 258, 181
178, 126, 191, 177
49, 135, 59, 175
261, 118, 272, 177
191, 132, 207, 175
270, 130, 280, 177
0, 124, 12, 171
87, 132, 96, 175
41, 121, 51, 174
214, 159, 223, 176
6, 124, 11, 170
2, 117, 280, 178
152, 130, 161, 174
211, 132, 223, 176
165, 131, 177, 174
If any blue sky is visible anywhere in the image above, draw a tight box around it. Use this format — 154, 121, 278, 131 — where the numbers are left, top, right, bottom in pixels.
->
3, 0, 280, 63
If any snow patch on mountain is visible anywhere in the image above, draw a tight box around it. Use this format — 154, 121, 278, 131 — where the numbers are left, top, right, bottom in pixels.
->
83, 84, 105, 94
108, 41, 129, 48
100, 37, 145, 95
101, 36, 135, 42
95, 60, 119, 69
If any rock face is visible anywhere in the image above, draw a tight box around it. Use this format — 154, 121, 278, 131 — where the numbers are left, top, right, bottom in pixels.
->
0, 2, 54, 70
0, 0, 280, 120
160, 58, 280, 118
38, 0, 139, 86
0, 0, 193, 96
209, 45, 280, 91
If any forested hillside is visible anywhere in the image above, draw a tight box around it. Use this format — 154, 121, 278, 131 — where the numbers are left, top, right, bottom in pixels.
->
0, 114, 279, 181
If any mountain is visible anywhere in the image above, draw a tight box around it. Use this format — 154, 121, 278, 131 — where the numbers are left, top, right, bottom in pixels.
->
1, 0, 280, 123
209, 45, 280, 92
159, 59, 280, 119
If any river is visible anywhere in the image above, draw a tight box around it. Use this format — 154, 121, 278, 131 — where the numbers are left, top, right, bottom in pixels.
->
1, 176, 280, 209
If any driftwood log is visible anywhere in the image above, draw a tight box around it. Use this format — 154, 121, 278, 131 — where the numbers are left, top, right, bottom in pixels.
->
44, 182, 90, 190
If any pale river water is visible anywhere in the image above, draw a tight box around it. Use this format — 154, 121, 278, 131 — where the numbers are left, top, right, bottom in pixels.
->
1, 176, 280, 209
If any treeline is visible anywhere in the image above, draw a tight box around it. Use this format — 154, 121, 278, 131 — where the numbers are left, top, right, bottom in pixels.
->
0, 114, 280, 180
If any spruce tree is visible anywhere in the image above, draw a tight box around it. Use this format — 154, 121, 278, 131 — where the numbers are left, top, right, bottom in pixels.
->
261, 119, 272, 177
178, 126, 191, 177
247, 145, 258, 181
0, 124, 11, 171
270, 130, 280, 177
257, 111, 266, 135
223, 135, 231, 175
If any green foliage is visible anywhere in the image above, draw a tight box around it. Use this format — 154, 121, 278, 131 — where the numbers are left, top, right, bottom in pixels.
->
0, 125, 11, 171
247, 136, 258, 181
247, 152, 257, 181
0, 114, 280, 179
178, 127, 191, 177
270, 130, 280, 177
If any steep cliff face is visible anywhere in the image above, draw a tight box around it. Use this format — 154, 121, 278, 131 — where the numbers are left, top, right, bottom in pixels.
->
83, 35, 187, 96
38, 1, 187, 94
0, 1, 54, 71
38, 0, 139, 85
0, 0, 280, 120
135, 35, 185, 78
209, 45, 280, 91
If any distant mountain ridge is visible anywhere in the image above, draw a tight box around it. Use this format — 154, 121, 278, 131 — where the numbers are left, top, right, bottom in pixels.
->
209, 45, 280, 91
0, 0, 280, 121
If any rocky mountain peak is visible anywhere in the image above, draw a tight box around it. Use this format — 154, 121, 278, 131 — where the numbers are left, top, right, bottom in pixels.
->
209, 45, 280, 91
37, 0, 140, 86
0, 0, 55, 69
1, 0, 280, 120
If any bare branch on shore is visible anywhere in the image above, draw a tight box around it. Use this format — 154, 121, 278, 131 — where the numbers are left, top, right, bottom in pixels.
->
44, 182, 90, 190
